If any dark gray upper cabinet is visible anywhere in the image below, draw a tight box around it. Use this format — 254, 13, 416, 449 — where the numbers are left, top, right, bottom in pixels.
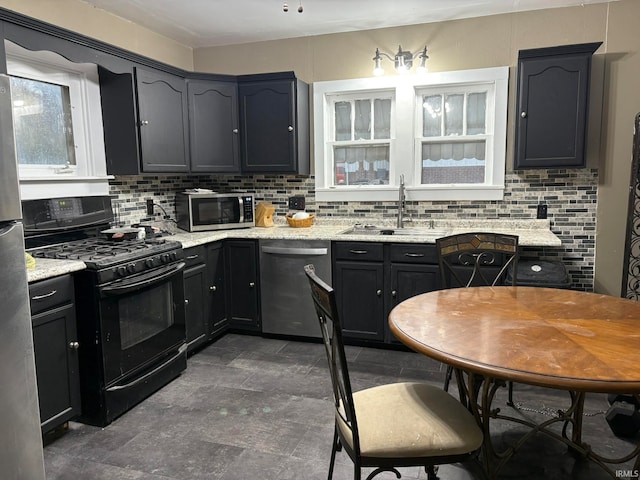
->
99, 66, 190, 174
514, 42, 601, 170
136, 68, 190, 172
187, 79, 241, 173
238, 73, 310, 175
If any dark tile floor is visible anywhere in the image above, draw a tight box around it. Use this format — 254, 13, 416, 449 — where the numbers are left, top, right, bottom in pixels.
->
43, 334, 638, 479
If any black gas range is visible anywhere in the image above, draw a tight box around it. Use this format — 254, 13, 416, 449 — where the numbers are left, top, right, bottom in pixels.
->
24, 196, 187, 427
30, 236, 183, 284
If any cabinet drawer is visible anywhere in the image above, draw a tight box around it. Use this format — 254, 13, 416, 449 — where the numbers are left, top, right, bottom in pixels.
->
183, 245, 207, 267
333, 242, 384, 262
389, 244, 438, 264
29, 275, 74, 316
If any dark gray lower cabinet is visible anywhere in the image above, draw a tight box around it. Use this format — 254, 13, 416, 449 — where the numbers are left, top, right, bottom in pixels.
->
206, 242, 227, 337
333, 242, 440, 344
183, 245, 209, 352
225, 240, 261, 332
30, 275, 80, 434
333, 260, 385, 341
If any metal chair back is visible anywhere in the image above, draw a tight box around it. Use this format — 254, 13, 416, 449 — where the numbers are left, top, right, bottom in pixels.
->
304, 264, 361, 459
436, 232, 519, 288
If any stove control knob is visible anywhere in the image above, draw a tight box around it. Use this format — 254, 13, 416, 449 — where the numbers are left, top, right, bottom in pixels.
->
127, 263, 136, 273
145, 258, 155, 268
171, 252, 178, 261
117, 266, 127, 276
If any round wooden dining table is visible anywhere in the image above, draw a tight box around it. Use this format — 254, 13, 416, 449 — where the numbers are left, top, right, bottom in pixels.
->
388, 286, 640, 478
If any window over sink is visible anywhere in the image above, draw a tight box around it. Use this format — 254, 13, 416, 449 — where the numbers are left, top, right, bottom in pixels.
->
313, 67, 509, 202
5, 41, 111, 200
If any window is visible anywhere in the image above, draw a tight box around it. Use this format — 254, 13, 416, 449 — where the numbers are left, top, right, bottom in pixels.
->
5, 41, 110, 200
11, 76, 77, 174
417, 86, 491, 186
330, 93, 393, 185
313, 67, 509, 202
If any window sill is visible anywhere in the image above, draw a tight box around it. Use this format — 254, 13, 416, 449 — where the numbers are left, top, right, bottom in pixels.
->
315, 184, 504, 202
19, 176, 114, 201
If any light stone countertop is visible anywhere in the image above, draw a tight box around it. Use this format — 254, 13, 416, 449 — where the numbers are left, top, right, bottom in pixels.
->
172, 218, 562, 249
27, 218, 562, 283
27, 257, 87, 284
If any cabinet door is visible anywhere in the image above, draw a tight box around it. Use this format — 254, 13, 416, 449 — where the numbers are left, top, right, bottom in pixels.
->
183, 263, 208, 352
514, 43, 600, 169
333, 261, 385, 341
225, 240, 260, 331
32, 303, 80, 434
187, 79, 241, 173
388, 263, 439, 343
136, 67, 190, 172
206, 242, 227, 337
238, 79, 298, 173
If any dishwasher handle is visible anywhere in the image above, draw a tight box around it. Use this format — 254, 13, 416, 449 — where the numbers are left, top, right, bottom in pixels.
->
261, 246, 328, 256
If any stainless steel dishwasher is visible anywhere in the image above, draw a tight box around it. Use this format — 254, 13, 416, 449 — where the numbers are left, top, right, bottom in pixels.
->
260, 239, 331, 338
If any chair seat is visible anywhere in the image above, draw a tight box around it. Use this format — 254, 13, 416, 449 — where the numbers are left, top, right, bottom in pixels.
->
338, 382, 483, 459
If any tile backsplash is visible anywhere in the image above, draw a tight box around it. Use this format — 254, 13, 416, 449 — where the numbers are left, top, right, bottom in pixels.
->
109, 168, 597, 291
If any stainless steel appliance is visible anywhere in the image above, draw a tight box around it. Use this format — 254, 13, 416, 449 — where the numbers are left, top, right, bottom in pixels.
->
0, 74, 46, 480
260, 239, 331, 338
176, 191, 255, 232
25, 196, 187, 427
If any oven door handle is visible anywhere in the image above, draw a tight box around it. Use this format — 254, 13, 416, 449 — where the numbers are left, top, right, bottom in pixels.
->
106, 343, 187, 392
101, 262, 186, 296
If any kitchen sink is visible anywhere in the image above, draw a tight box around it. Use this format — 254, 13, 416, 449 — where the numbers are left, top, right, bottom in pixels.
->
340, 225, 448, 237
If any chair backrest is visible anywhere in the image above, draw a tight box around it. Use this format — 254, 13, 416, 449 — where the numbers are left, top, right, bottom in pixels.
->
304, 264, 361, 456
436, 232, 519, 288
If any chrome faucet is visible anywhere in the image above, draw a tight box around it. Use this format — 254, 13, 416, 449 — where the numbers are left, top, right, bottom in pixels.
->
397, 174, 406, 229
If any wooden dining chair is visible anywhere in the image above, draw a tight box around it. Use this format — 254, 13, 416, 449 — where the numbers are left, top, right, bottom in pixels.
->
436, 232, 519, 402
304, 264, 483, 480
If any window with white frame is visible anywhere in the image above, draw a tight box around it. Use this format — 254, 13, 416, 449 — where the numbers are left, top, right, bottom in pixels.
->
314, 67, 509, 202
330, 92, 394, 186
5, 40, 111, 200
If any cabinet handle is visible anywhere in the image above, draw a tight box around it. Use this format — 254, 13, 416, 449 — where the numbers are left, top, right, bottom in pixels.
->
186, 254, 199, 260
69, 341, 79, 349
349, 250, 368, 255
249, 282, 255, 288
392, 290, 397, 297
184, 299, 189, 305
31, 290, 57, 300
404, 253, 425, 258
376, 289, 382, 296
232, 128, 239, 134
287, 125, 294, 132
520, 111, 527, 118
209, 285, 217, 292
140, 120, 150, 125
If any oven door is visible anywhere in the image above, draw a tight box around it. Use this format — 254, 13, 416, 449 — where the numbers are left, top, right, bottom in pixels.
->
98, 261, 186, 385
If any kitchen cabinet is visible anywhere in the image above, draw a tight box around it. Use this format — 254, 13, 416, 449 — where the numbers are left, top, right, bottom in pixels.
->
333, 243, 385, 341
187, 78, 241, 173
514, 42, 601, 169
238, 72, 310, 174
206, 242, 228, 337
183, 246, 209, 353
29, 275, 81, 434
225, 240, 261, 332
99, 66, 190, 174
332, 242, 439, 344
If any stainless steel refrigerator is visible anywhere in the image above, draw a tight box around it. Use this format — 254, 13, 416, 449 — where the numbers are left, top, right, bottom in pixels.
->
0, 74, 46, 479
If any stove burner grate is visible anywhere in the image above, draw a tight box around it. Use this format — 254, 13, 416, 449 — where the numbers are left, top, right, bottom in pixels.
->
29, 237, 181, 269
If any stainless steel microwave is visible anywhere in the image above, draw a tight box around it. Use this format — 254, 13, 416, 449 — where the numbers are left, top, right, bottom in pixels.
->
176, 192, 255, 232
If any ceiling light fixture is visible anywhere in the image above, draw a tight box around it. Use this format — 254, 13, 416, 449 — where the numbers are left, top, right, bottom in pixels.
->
373, 45, 429, 76
283, 2, 303, 13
